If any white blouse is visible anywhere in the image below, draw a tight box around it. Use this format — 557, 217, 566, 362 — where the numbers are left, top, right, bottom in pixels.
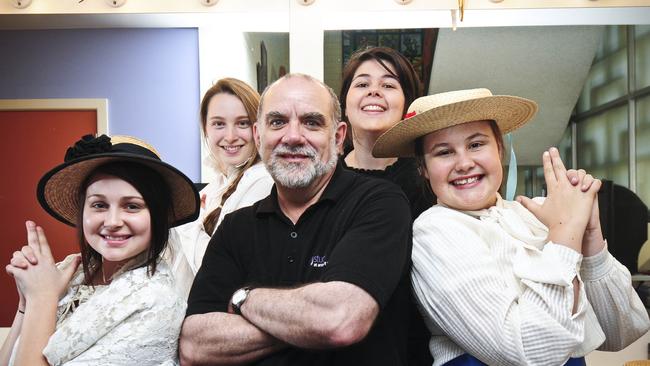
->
10, 256, 185, 366
411, 195, 650, 366
167, 162, 273, 296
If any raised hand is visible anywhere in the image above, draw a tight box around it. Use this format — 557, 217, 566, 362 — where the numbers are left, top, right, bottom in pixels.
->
517, 148, 601, 253
565, 169, 605, 256
6, 221, 80, 304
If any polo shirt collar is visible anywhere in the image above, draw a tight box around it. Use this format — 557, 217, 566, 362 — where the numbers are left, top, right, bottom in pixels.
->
256, 160, 353, 216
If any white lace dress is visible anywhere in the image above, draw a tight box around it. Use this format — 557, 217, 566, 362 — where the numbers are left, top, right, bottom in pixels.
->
9, 256, 186, 366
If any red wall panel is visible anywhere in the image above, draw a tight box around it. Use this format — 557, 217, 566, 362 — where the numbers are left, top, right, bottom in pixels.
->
0, 110, 96, 326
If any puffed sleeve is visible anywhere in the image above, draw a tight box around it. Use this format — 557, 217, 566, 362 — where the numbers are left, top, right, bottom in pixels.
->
411, 208, 587, 366
580, 243, 650, 351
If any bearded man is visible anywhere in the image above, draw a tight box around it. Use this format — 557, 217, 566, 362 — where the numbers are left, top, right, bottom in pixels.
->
180, 73, 412, 366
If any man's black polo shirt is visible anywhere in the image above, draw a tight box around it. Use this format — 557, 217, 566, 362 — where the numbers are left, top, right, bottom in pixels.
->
187, 162, 413, 366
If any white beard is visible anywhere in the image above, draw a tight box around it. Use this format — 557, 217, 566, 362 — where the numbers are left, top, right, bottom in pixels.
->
262, 138, 338, 189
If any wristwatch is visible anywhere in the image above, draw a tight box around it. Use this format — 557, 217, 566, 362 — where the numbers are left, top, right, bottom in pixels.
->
231, 286, 253, 315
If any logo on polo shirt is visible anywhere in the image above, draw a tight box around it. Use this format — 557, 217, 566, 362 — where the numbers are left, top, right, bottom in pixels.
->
309, 255, 328, 268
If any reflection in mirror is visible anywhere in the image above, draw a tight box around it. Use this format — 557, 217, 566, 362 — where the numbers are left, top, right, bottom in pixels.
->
324, 29, 436, 98
325, 24, 649, 210
199, 31, 289, 182
245, 32, 290, 94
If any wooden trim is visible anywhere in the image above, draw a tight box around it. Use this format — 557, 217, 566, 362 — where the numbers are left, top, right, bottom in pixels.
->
0, 98, 108, 135
421, 28, 438, 95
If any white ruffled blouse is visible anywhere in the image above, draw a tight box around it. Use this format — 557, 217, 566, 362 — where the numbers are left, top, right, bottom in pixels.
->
411, 194, 650, 366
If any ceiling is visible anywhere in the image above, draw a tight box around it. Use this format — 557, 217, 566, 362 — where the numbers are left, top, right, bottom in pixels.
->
429, 26, 603, 164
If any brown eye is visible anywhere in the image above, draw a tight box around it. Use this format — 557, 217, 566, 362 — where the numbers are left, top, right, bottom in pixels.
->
237, 120, 251, 128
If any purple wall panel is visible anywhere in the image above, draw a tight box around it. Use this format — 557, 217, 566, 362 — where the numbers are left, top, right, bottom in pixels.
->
0, 28, 201, 181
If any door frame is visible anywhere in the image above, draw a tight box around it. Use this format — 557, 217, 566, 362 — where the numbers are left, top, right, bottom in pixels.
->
0, 98, 108, 134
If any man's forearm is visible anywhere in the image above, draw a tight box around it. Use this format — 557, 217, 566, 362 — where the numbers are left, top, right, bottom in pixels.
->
180, 312, 285, 366
240, 281, 378, 349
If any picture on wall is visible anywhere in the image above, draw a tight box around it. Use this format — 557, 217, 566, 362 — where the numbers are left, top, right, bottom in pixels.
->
342, 29, 424, 79
257, 41, 268, 94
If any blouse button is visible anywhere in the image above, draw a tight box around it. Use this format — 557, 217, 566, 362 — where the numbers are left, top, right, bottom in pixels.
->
290, 231, 298, 239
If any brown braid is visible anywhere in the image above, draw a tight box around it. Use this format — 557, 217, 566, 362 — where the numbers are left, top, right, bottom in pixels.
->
203, 154, 261, 234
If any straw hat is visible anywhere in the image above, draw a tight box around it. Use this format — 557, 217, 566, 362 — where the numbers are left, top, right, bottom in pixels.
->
372, 88, 538, 158
37, 134, 200, 228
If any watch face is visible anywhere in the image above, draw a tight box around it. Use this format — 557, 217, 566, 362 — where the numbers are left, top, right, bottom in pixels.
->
232, 289, 247, 304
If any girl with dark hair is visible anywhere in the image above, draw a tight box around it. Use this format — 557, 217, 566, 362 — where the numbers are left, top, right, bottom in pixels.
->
340, 46, 435, 366
1, 135, 200, 365
170, 78, 273, 294
340, 46, 434, 219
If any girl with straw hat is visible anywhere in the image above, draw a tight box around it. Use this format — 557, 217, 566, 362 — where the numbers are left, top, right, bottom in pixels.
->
1, 134, 199, 365
373, 88, 649, 366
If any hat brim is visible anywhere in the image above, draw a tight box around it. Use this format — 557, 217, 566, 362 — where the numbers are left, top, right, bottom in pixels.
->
37, 152, 200, 228
372, 95, 538, 158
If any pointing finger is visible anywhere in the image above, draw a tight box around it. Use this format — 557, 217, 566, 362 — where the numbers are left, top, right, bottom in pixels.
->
36, 226, 54, 262
542, 151, 557, 194
25, 221, 41, 255
549, 147, 568, 183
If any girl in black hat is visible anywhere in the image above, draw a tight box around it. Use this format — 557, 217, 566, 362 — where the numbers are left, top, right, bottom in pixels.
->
1, 134, 199, 365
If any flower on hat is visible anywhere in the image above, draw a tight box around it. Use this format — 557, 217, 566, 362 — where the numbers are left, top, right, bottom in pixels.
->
64, 134, 112, 162
404, 111, 417, 119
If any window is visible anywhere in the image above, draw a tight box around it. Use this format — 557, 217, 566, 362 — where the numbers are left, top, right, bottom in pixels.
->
577, 106, 629, 187
577, 26, 627, 113
637, 95, 650, 206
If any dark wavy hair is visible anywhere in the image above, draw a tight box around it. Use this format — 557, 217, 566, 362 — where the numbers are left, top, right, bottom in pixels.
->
339, 47, 422, 149
76, 161, 172, 284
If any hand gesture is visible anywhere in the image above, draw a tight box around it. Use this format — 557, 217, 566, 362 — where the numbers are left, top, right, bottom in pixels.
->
6, 221, 80, 304
517, 148, 601, 252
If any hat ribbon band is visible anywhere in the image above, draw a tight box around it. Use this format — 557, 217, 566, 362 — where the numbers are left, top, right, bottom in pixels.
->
111, 143, 161, 161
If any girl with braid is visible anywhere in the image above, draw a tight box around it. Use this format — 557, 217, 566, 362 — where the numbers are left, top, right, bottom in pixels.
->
169, 78, 273, 295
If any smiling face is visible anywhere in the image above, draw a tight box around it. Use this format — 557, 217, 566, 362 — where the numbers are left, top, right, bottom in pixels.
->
254, 76, 346, 190
82, 174, 152, 266
344, 59, 405, 138
205, 93, 255, 172
421, 120, 503, 211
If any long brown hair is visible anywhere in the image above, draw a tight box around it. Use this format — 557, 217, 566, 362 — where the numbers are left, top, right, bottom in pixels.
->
200, 78, 261, 234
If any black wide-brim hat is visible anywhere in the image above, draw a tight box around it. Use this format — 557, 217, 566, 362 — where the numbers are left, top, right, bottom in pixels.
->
37, 134, 200, 228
